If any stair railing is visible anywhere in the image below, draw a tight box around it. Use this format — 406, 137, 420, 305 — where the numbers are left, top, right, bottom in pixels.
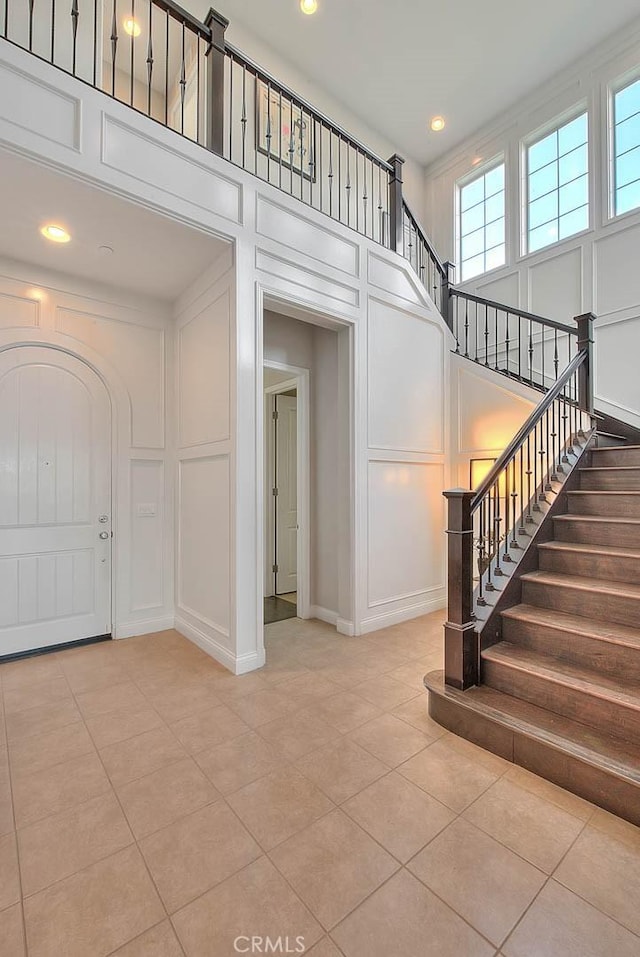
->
443, 313, 595, 690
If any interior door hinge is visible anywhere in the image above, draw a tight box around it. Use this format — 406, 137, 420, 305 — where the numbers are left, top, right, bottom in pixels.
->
272, 410, 279, 420
272, 563, 279, 573
272, 487, 279, 496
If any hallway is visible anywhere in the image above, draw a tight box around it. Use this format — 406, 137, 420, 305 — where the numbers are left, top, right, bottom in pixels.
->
1, 614, 639, 955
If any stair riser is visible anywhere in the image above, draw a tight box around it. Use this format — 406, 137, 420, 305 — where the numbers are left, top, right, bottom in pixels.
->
482, 658, 640, 745
554, 518, 640, 549
592, 448, 640, 466
538, 548, 640, 585
580, 470, 640, 490
522, 579, 640, 629
501, 617, 640, 680
567, 492, 640, 518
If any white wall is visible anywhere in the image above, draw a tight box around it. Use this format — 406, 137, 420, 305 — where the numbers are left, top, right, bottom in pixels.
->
0, 256, 174, 638
423, 18, 640, 429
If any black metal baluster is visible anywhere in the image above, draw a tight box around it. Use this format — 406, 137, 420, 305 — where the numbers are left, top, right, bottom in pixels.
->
494, 306, 499, 371
265, 81, 272, 182
474, 301, 478, 361
505, 312, 510, 376
526, 433, 534, 524
528, 319, 533, 386
71, 0, 79, 75
299, 105, 304, 201
240, 63, 247, 169
28, 0, 34, 51
328, 133, 333, 217
541, 327, 546, 390
226, 48, 231, 153
164, 10, 169, 126
518, 445, 527, 535
493, 479, 503, 580
503, 462, 511, 565
93, 0, 98, 85
345, 141, 352, 222
146, 0, 153, 115
377, 164, 382, 244
454, 298, 460, 353
484, 305, 489, 366
337, 133, 342, 222
111, 1, 118, 96
287, 100, 295, 192
545, 408, 553, 491
309, 121, 315, 208
533, 421, 541, 512
518, 316, 522, 381
511, 457, 519, 549
50, 0, 56, 61
550, 400, 558, 481
554, 328, 559, 383
130, 0, 136, 107
277, 91, 283, 188
363, 158, 368, 237
319, 122, 324, 213
477, 499, 486, 608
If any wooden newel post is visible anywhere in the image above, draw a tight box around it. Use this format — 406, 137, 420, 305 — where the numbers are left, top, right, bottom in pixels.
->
574, 312, 595, 416
443, 489, 479, 690
442, 260, 455, 332
387, 154, 405, 253
205, 8, 229, 156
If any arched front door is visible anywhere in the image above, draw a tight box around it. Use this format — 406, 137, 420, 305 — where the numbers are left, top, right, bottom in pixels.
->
0, 347, 112, 657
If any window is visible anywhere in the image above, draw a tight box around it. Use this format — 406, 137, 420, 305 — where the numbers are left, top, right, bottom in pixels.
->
526, 113, 588, 253
613, 78, 640, 216
458, 163, 506, 281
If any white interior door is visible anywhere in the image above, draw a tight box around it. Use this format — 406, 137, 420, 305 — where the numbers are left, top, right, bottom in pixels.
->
275, 393, 297, 595
0, 347, 112, 657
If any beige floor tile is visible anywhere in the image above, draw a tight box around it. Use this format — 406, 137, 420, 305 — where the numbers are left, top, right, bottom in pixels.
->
502, 765, 595, 822
0, 902, 25, 956
1, 655, 62, 691
23, 845, 164, 957
409, 817, 547, 946
11, 751, 111, 828
228, 767, 334, 850
589, 806, 640, 847
99, 726, 186, 787
387, 654, 442, 691
503, 879, 640, 957
333, 868, 493, 957
295, 740, 388, 804
85, 707, 165, 750
398, 736, 502, 813
226, 689, 300, 728
170, 704, 250, 754
270, 809, 398, 930
172, 856, 323, 957
139, 801, 261, 913
555, 823, 640, 936
390, 695, 448, 738
257, 710, 340, 761
76, 682, 148, 719
62, 661, 129, 695
143, 678, 223, 724
463, 777, 585, 873
275, 672, 343, 703
343, 772, 455, 862
110, 920, 183, 956
17, 792, 133, 897
0, 752, 15, 837
3, 676, 72, 716
211, 671, 271, 698
442, 731, 510, 775
0, 833, 20, 911
352, 675, 417, 710
195, 732, 283, 794
348, 713, 433, 767
8, 721, 94, 778
4, 698, 82, 743
117, 757, 219, 839
307, 692, 382, 734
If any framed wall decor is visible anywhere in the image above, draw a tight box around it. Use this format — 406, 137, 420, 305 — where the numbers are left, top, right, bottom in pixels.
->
257, 82, 316, 180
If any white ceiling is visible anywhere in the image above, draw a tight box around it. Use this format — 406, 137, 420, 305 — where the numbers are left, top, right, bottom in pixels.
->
0, 150, 226, 301
212, 0, 640, 166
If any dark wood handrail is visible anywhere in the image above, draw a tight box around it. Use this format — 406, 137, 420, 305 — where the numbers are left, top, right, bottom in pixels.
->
401, 199, 448, 280
152, 0, 212, 39
470, 347, 588, 511
224, 42, 394, 173
451, 289, 576, 336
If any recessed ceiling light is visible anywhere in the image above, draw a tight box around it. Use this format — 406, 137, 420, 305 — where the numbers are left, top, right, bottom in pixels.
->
300, 0, 318, 14
40, 224, 71, 244
430, 116, 445, 132
123, 17, 141, 37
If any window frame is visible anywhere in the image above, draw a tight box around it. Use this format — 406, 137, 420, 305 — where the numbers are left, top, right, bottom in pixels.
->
521, 105, 591, 257
609, 68, 640, 222
455, 154, 507, 284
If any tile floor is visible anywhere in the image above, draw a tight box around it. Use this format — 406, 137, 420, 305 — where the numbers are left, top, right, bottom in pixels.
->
0, 611, 639, 956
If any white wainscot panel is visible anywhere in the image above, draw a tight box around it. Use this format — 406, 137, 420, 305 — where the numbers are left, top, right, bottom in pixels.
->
529, 247, 582, 323
102, 116, 242, 224
595, 223, 640, 316
179, 290, 230, 448
256, 196, 359, 277
475, 271, 520, 309
368, 299, 443, 452
57, 309, 165, 448
178, 455, 230, 635
458, 367, 535, 452
256, 248, 358, 308
368, 460, 444, 606
130, 460, 164, 612
367, 252, 423, 307
0, 61, 79, 150
0, 290, 39, 328
595, 315, 640, 419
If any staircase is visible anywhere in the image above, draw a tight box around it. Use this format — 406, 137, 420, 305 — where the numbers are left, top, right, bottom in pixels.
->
426, 435, 640, 824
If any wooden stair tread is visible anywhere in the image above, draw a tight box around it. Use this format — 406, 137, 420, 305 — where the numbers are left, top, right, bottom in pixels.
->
580, 466, 640, 472
555, 513, 640, 524
482, 642, 640, 707
592, 444, 640, 452
538, 540, 640, 560
568, 490, 640, 496
424, 670, 640, 784
520, 569, 640, 599
502, 603, 640, 649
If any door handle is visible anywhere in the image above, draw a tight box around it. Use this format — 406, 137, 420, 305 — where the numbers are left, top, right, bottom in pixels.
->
99, 531, 109, 540
98, 514, 109, 523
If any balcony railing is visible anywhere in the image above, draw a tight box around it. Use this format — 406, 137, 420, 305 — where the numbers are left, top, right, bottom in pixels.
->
0, 0, 447, 313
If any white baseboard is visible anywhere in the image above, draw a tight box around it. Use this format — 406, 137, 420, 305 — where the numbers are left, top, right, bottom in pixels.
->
175, 614, 265, 675
309, 604, 338, 626
358, 593, 446, 635
337, 617, 355, 636
113, 616, 175, 640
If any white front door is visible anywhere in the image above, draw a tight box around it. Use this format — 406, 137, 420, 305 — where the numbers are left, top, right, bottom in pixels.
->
275, 393, 297, 595
0, 348, 112, 657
